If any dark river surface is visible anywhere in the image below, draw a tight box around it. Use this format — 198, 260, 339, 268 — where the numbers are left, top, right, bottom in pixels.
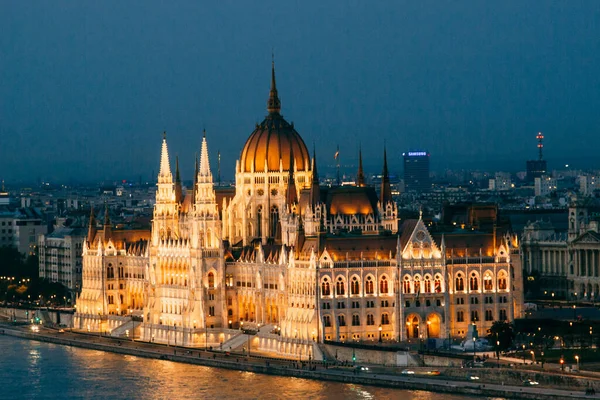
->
0, 335, 491, 399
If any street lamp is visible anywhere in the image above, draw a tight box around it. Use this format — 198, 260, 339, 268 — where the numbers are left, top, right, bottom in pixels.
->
378, 325, 382, 343
473, 337, 477, 361
427, 320, 431, 339
496, 340, 500, 367
575, 355, 580, 371
228, 320, 232, 329
560, 357, 564, 371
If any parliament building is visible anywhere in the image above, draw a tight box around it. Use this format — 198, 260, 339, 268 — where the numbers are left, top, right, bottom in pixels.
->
75, 64, 524, 358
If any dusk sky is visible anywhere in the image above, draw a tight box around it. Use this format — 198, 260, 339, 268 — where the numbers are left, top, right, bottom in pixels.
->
1, 1, 600, 183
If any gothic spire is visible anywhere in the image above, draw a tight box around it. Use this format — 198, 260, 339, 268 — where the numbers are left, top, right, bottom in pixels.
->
175, 156, 183, 204
103, 202, 112, 241
356, 145, 365, 187
267, 60, 281, 114
198, 129, 212, 180
380, 145, 392, 204
310, 145, 320, 207
286, 147, 298, 206
158, 131, 173, 183
87, 207, 96, 244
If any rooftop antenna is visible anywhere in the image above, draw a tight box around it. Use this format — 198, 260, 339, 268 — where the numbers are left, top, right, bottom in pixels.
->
335, 145, 340, 186
217, 150, 221, 187
536, 132, 544, 161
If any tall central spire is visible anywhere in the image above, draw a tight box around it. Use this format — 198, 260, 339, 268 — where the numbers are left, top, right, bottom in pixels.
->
380, 146, 392, 204
199, 129, 212, 180
158, 132, 173, 184
357, 145, 365, 187
267, 60, 281, 114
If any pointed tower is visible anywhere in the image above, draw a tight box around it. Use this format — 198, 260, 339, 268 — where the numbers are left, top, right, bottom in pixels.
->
103, 203, 112, 241
286, 147, 298, 207
356, 145, 366, 187
175, 156, 183, 205
87, 207, 96, 244
156, 132, 175, 204
380, 146, 392, 204
310, 145, 320, 207
195, 130, 218, 215
267, 60, 281, 115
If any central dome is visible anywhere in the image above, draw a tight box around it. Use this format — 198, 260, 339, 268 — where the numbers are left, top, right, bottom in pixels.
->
239, 63, 310, 173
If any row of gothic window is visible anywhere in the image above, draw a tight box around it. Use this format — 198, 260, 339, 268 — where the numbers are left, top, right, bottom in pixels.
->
321, 276, 388, 296
323, 313, 391, 327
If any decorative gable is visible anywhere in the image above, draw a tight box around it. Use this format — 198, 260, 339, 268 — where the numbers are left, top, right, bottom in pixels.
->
402, 218, 442, 260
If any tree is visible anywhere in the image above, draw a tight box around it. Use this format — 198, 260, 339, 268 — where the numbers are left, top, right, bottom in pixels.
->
489, 321, 514, 351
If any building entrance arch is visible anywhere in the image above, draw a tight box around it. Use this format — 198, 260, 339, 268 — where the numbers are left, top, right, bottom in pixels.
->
406, 314, 420, 339
426, 313, 441, 338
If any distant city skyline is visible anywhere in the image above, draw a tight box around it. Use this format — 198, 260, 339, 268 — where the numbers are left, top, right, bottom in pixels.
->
2, 2, 600, 183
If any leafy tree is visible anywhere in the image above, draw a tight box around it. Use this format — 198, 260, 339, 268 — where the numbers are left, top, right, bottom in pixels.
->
489, 320, 514, 351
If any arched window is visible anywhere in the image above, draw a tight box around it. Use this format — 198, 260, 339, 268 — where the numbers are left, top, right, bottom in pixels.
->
381, 313, 390, 325
322, 278, 331, 296
469, 272, 479, 291
366, 314, 375, 325
434, 275, 442, 293
403, 276, 411, 293
424, 275, 431, 293
379, 276, 388, 294
338, 314, 346, 327
208, 272, 215, 288
498, 271, 507, 290
270, 205, 279, 237
483, 273, 493, 291
336, 277, 345, 296
456, 273, 464, 291
352, 314, 360, 326
256, 206, 263, 237
107, 264, 114, 279
323, 315, 331, 327
365, 276, 374, 294
351, 276, 360, 295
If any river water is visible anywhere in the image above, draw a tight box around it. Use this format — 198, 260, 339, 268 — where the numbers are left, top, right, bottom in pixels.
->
0, 336, 485, 400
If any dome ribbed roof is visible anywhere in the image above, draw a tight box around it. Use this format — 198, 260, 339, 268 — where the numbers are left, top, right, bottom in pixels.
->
239, 62, 310, 173
240, 115, 310, 173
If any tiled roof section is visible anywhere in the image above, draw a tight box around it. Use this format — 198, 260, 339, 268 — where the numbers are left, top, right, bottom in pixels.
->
431, 231, 496, 257
322, 235, 398, 261
90, 228, 151, 252
324, 186, 379, 215
399, 219, 419, 250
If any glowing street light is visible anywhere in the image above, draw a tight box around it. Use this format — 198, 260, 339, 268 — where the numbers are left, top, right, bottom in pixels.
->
575, 355, 580, 371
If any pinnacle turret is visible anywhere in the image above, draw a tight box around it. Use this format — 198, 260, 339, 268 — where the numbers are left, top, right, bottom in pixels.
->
356, 145, 365, 187
158, 132, 173, 184
267, 60, 281, 114
380, 146, 392, 204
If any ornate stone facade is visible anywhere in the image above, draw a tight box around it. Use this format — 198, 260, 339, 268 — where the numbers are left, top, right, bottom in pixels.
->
75, 64, 524, 356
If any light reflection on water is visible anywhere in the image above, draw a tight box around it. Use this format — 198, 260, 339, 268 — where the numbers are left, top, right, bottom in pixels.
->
0, 336, 482, 400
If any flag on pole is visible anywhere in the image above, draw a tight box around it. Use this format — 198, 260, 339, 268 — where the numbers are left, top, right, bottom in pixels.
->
334, 150, 339, 160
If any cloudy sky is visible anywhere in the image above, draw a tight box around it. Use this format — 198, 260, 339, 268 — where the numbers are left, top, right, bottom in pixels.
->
1, 1, 600, 183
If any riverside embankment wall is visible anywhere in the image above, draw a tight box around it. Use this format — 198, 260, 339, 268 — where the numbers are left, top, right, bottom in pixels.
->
0, 327, 590, 399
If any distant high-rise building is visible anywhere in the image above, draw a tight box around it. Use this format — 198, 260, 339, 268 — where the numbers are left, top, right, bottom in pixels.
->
526, 132, 547, 182
403, 151, 430, 192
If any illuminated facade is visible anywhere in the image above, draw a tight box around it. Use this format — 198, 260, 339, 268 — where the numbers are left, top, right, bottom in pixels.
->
75, 64, 524, 356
